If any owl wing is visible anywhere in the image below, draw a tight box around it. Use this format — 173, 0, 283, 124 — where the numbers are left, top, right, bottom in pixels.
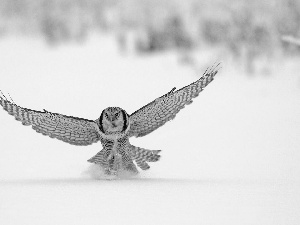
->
128, 63, 220, 137
0, 95, 100, 146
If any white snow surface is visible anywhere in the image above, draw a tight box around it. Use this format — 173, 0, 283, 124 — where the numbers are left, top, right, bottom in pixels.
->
0, 34, 300, 225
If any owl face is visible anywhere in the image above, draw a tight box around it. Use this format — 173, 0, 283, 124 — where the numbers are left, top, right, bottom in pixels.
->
99, 107, 129, 134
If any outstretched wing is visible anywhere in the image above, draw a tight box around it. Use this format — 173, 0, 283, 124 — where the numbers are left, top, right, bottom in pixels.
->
128, 63, 220, 137
0, 95, 100, 146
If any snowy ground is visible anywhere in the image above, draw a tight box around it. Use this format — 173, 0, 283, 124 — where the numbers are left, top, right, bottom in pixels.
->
0, 34, 300, 225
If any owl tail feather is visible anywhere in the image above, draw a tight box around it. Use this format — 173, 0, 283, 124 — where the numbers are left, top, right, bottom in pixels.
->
129, 145, 161, 170
87, 150, 107, 168
87, 146, 161, 172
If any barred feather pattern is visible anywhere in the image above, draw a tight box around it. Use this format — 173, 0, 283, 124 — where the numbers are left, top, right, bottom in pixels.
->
0, 96, 100, 146
88, 137, 161, 172
88, 136, 139, 174
129, 146, 161, 170
128, 63, 220, 137
87, 149, 107, 168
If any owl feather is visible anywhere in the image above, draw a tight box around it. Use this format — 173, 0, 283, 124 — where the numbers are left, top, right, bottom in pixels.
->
128, 63, 220, 137
0, 95, 100, 146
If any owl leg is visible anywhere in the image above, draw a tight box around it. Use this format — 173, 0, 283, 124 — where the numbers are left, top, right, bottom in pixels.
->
105, 153, 138, 176
129, 145, 161, 170
118, 149, 139, 174
106, 151, 137, 176
110, 153, 124, 175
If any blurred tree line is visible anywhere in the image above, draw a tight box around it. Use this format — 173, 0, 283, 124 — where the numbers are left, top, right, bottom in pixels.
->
0, 0, 300, 73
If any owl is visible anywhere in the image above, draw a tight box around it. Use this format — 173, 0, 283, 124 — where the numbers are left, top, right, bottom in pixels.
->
0, 63, 220, 176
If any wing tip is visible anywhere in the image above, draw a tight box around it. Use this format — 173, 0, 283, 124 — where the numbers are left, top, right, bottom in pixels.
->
204, 61, 222, 77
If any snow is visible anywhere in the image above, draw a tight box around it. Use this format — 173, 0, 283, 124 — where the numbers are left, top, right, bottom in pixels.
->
0, 34, 300, 224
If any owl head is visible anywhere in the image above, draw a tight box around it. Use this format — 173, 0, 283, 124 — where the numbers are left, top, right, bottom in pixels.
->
98, 107, 129, 134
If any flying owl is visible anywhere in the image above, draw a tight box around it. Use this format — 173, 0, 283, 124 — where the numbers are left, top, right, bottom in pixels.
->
0, 64, 220, 176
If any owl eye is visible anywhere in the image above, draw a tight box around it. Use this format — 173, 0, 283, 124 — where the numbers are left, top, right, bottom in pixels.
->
115, 112, 120, 118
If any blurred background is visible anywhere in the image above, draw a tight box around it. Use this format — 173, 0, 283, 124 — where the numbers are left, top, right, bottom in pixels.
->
0, 0, 300, 73
0, 1, 300, 224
